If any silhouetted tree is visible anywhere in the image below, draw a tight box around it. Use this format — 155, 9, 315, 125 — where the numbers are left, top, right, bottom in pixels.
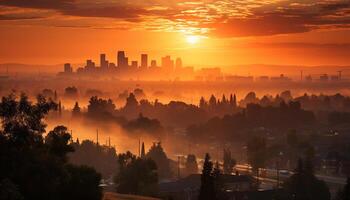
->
223, 148, 236, 174
114, 152, 158, 197
72, 102, 81, 117
0, 179, 23, 200
209, 95, 217, 108
199, 97, 207, 109
335, 177, 350, 200
125, 93, 138, 108
0, 93, 102, 200
146, 142, 172, 179
247, 136, 267, 184
59, 164, 102, 200
64, 86, 78, 98
198, 153, 216, 200
87, 96, 116, 119
69, 139, 118, 178
185, 154, 198, 175
283, 158, 330, 200
45, 126, 74, 162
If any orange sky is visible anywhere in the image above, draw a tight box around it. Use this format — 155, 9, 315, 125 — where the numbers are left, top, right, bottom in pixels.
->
0, 0, 349, 67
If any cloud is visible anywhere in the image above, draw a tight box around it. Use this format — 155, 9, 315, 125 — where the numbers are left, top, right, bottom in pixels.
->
62, 6, 147, 22
0, 0, 74, 10
0, 0, 349, 37
0, 14, 44, 20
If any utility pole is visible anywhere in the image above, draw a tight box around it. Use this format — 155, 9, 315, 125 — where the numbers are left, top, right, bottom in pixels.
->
70, 130, 73, 143
300, 70, 303, 81
338, 71, 342, 80
178, 155, 181, 179
138, 138, 141, 157
96, 129, 99, 145
276, 160, 280, 188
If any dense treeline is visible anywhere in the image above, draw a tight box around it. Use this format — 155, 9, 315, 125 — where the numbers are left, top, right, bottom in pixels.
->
187, 101, 315, 142
0, 94, 102, 200
69, 140, 118, 179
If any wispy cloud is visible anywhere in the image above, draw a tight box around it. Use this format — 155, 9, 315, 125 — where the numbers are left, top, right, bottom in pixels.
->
0, 0, 349, 37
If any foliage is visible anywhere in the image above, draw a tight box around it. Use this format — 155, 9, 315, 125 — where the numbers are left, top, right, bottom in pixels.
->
145, 142, 172, 179
185, 154, 199, 175
114, 152, 158, 197
223, 148, 236, 174
283, 158, 330, 200
69, 139, 118, 178
87, 96, 116, 118
0, 93, 102, 200
198, 153, 216, 200
334, 177, 350, 200
247, 136, 268, 172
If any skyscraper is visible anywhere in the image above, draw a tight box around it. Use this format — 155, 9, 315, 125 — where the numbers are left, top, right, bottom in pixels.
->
162, 56, 174, 72
117, 51, 127, 68
175, 57, 182, 69
141, 54, 148, 69
131, 61, 138, 69
64, 63, 73, 73
151, 60, 157, 68
100, 54, 108, 69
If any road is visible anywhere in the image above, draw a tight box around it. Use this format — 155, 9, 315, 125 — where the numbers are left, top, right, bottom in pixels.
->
236, 164, 347, 186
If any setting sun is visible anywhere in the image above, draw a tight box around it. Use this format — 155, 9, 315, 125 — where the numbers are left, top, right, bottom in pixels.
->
186, 35, 200, 44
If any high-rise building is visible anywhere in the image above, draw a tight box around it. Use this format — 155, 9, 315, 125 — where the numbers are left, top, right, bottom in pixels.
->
86, 60, 95, 70
151, 60, 157, 68
141, 54, 148, 69
125, 57, 129, 67
131, 61, 138, 69
117, 51, 127, 68
175, 57, 182, 69
100, 54, 108, 69
161, 56, 174, 72
64, 63, 73, 73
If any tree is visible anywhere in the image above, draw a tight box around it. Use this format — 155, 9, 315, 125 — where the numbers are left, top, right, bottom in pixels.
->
125, 93, 139, 108
283, 158, 330, 200
114, 152, 158, 197
72, 102, 81, 117
45, 126, 74, 162
198, 153, 216, 200
0, 179, 23, 200
209, 95, 217, 108
223, 148, 236, 174
87, 96, 116, 119
0, 93, 102, 200
185, 154, 198, 175
69, 139, 118, 178
146, 142, 172, 179
247, 136, 268, 182
64, 86, 78, 98
59, 165, 102, 200
335, 177, 350, 200
199, 97, 207, 109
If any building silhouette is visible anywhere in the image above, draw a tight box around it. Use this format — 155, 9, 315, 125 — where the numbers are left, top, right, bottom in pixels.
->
117, 51, 128, 68
141, 54, 148, 69
64, 63, 73, 74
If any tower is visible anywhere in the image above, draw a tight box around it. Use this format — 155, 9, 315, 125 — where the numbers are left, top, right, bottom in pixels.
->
100, 54, 108, 69
141, 54, 148, 69
117, 51, 127, 68
175, 57, 182, 69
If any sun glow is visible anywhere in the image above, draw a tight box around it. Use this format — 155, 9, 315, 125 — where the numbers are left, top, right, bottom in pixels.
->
186, 35, 200, 44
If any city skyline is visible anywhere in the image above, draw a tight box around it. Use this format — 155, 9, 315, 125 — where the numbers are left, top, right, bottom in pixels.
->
0, 0, 349, 66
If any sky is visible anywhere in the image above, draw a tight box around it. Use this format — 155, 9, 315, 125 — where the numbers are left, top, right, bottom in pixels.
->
0, 0, 349, 67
